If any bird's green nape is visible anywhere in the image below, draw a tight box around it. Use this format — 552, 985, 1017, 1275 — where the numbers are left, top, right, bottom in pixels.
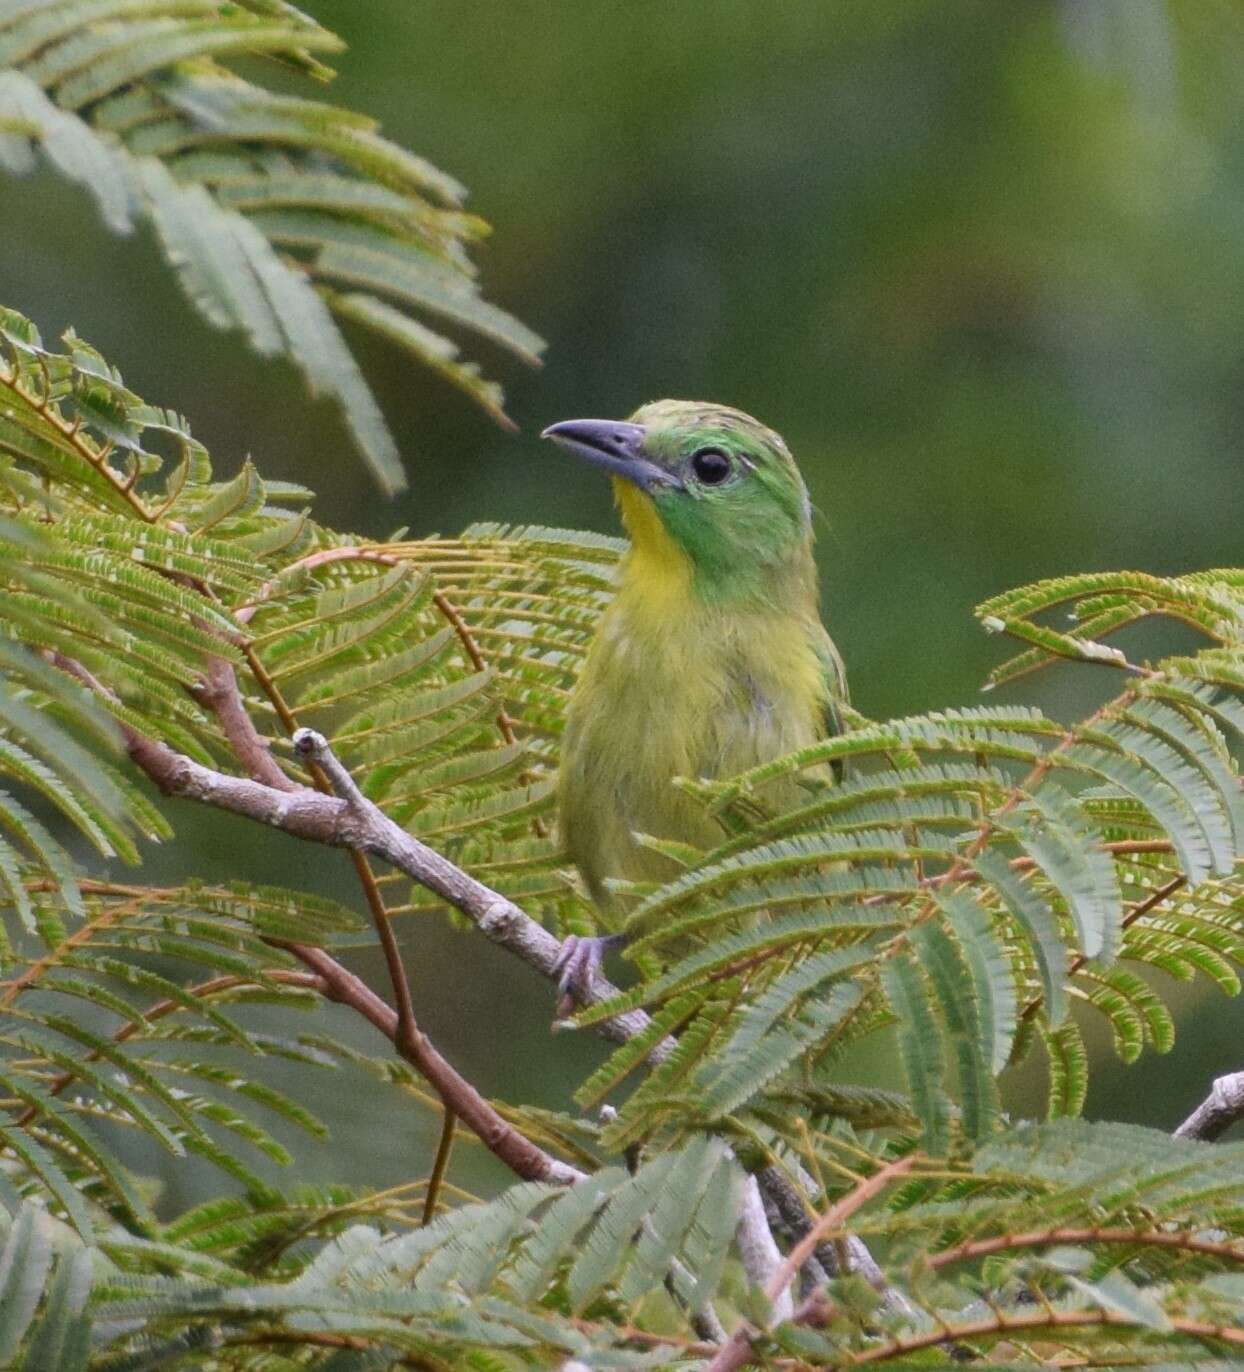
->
543, 399, 815, 608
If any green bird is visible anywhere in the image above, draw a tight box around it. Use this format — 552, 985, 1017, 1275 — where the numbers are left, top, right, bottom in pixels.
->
542, 400, 848, 997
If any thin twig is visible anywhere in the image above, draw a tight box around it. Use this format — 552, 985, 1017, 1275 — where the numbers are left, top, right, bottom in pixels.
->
704, 1156, 917, 1372
757, 1164, 910, 1312
271, 940, 582, 1185
930, 1225, 1244, 1270
113, 709, 830, 1310
95, 703, 654, 1047
1019, 873, 1188, 1025
201, 653, 587, 1190
843, 1308, 1244, 1364
52, 655, 580, 1185
213, 646, 445, 1126
198, 654, 291, 790
766, 1155, 916, 1309
421, 1109, 456, 1225
57, 649, 811, 1334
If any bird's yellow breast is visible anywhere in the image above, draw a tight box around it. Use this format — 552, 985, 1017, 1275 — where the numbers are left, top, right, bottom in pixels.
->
559, 491, 828, 910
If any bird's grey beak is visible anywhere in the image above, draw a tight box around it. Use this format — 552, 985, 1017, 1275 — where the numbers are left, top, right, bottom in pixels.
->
540, 419, 680, 491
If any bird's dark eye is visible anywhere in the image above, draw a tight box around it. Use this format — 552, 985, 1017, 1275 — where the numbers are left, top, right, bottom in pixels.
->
691, 448, 732, 485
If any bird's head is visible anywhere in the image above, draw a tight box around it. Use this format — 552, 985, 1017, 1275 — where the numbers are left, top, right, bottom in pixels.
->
542, 400, 813, 604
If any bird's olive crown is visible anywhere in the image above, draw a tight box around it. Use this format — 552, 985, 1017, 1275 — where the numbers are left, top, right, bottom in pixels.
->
627, 400, 816, 591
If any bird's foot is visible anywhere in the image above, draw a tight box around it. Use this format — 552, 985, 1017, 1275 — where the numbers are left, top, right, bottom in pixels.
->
553, 933, 626, 1018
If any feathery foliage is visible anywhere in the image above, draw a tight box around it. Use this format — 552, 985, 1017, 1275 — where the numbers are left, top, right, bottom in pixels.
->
11, 1123, 1244, 1368
0, 223, 1240, 1365
569, 569, 1244, 1159
0, 1, 542, 492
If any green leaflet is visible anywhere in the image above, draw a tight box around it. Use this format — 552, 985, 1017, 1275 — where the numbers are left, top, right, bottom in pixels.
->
617, 1136, 735, 1303
1074, 966, 1175, 1061
936, 889, 1019, 1075
416, 1182, 550, 1297
506, 1170, 621, 1302
680, 1154, 746, 1313
0, 1207, 52, 1362
1009, 785, 1121, 962
565, 1150, 675, 1311
600, 992, 738, 1150
702, 759, 1008, 860
695, 955, 870, 1119
248, 548, 564, 912
332, 292, 513, 429
972, 847, 1069, 1026
0, 0, 542, 487
881, 952, 952, 1154
0, 1208, 90, 1370
913, 913, 999, 1142
0, 69, 132, 231
0, 877, 367, 1227
13, 1244, 92, 1371
574, 989, 703, 1108
1127, 695, 1244, 855
626, 827, 942, 935
1040, 1016, 1090, 1118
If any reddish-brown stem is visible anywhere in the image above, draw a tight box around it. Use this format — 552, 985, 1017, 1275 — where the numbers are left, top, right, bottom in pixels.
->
237, 645, 422, 1058
271, 941, 581, 1184
198, 654, 291, 789
0, 361, 158, 523
222, 1329, 443, 1369
704, 1156, 918, 1372
930, 1225, 1244, 1271
1069, 872, 1188, 978
844, 1308, 1244, 1365
1018, 872, 1188, 1025
0, 892, 145, 1009
421, 1108, 456, 1225
53, 652, 577, 1185
766, 1155, 916, 1304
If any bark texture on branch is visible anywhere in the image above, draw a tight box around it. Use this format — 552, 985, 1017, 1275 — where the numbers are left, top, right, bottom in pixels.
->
123, 720, 658, 1049
1175, 1071, 1244, 1141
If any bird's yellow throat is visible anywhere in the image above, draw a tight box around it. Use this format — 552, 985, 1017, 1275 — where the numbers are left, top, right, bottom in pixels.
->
611, 478, 693, 619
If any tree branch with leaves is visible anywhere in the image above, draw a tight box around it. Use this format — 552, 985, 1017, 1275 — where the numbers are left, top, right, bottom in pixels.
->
0, 296, 1240, 1368
0, 10, 1242, 1367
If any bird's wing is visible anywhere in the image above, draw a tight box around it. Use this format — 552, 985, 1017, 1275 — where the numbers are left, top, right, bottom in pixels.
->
812, 626, 850, 781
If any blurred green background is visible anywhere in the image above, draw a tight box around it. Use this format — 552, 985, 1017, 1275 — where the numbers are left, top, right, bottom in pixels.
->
3, 0, 1243, 1204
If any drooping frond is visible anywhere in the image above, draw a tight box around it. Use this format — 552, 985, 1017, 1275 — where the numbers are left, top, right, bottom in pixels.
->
0, 877, 365, 1235
0, 4, 543, 490
0, 1206, 92, 1370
